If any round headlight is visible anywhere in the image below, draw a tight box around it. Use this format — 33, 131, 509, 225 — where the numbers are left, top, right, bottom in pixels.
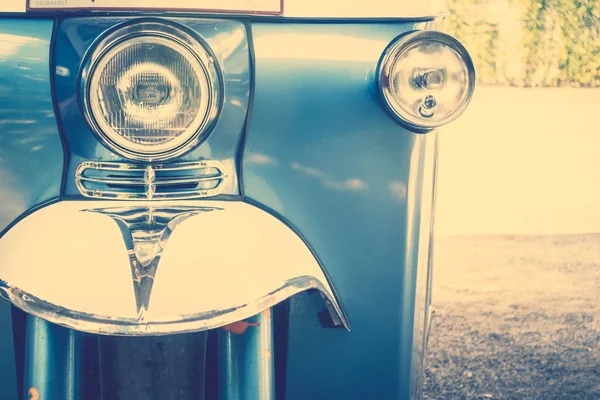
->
82, 21, 222, 161
378, 31, 475, 132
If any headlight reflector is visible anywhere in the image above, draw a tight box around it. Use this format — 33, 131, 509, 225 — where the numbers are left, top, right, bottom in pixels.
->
378, 31, 475, 132
83, 21, 221, 161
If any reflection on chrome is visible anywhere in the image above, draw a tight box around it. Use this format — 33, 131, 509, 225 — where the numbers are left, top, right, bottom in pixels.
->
0, 201, 348, 335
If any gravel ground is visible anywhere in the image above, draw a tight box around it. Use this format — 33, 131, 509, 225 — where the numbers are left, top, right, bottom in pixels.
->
424, 234, 600, 400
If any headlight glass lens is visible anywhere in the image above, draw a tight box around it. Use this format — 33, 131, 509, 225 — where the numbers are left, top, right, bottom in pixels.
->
85, 23, 220, 161
379, 32, 475, 131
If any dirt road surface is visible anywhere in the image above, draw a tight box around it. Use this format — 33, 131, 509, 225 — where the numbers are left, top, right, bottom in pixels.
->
425, 234, 600, 400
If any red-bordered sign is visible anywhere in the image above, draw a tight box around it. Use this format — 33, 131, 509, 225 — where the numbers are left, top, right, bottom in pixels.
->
27, 0, 284, 15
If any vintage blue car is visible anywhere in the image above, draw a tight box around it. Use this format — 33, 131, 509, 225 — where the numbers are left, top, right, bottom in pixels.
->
0, 1, 475, 399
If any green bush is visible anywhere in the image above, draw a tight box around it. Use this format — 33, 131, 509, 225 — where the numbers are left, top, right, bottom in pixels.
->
447, 0, 600, 87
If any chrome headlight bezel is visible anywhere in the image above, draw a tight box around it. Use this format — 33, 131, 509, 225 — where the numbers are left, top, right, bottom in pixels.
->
80, 20, 223, 162
377, 30, 476, 133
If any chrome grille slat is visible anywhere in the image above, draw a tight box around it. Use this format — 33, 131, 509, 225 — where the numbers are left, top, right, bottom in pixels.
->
75, 160, 228, 200
79, 175, 222, 186
78, 176, 145, 185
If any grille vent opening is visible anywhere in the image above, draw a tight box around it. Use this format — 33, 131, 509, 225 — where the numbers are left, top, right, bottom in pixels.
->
75, 161, 228, 200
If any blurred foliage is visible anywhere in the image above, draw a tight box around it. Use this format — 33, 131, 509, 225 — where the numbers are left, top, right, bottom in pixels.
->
447, 0, 600, 87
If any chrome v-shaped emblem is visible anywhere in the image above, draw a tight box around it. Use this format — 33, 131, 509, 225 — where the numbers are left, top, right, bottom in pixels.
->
86, 205, 219, 321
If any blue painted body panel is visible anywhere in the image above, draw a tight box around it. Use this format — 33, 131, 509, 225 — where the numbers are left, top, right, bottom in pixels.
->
24, 315, 81, 400
0, 19, 63, 235
54, 17, 251, 197
243, 22, 434, 399
0, 20, 60, 399
0, 302, 17, 400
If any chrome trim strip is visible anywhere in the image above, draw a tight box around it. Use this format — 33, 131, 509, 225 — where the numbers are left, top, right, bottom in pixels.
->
78, 161, 224, 172
75, 160, 228, 200
75, 189, 226, 201
0, 201, 348, 335
408, 133, 437, 400
80, 176, 221, 185
0, 277, 339, 335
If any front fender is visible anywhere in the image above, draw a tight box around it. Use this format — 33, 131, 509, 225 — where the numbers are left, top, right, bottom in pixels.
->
0, 200, 347, 335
